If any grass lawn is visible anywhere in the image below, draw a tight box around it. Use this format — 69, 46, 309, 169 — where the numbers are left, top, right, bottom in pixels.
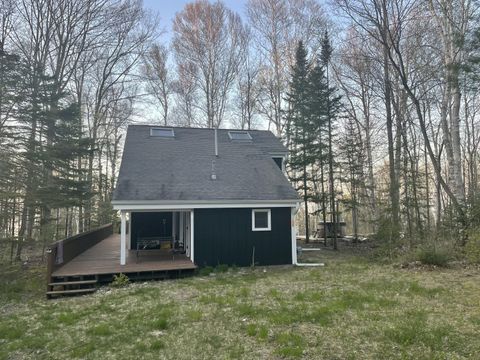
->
1, 249, 480, 359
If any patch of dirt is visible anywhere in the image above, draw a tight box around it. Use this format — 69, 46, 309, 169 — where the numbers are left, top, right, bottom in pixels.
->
396, 261, 443, 271
297, 237, 378, 262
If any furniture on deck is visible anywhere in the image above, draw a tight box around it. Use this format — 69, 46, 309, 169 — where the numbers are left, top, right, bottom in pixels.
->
136, 236, 179, 262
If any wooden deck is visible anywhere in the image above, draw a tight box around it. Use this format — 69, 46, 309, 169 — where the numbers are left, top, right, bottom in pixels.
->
52, 234, 197, 278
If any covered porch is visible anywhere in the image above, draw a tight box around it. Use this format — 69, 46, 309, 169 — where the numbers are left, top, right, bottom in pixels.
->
119, 209, 194, 266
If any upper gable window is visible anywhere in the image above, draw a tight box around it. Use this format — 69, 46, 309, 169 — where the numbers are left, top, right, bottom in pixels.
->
150, 128, 174, 138
228, 131, 252, 141
272, 157, 284, 171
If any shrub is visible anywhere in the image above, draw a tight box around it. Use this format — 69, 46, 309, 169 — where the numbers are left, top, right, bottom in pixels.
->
229, 264, 238, 272
416, 247, 450, 267
246, 324, 257, 336
151, 317, 168, 330
215, 264, 229, 273
465, 228, 480, 264
110, 273, 130, 287
198, 266, 214, 276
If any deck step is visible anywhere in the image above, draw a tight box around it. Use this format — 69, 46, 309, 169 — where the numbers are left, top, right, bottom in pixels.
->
49, 280, 98, 286
46, 288, 97, 296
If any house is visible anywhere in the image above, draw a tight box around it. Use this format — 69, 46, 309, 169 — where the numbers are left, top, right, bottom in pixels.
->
111, 125, 300, 268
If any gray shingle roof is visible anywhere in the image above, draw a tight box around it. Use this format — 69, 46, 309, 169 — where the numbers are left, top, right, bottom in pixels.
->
112, 126, 299, 203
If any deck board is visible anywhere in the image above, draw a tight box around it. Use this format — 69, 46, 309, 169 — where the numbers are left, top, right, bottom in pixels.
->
52, 234, 196, 277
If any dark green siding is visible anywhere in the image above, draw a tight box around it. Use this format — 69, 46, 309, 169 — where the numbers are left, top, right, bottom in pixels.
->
131, 212, 172, 249
194, 207, 292, 267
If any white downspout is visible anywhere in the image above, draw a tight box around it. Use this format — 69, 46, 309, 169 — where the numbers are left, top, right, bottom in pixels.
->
190, 210, 194, 263
291, 207, 297, 265
293, 204, 325, 267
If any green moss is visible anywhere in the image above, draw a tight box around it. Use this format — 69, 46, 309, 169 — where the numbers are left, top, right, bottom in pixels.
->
58, 312, 82, 325
151, 317, 168, 330
408, 281, 444, 298
0, 322, 25, 340
257, 325, 269, 340
87, 324, 112, 336
245, 323, 257, 336
71, 342, 96, 358
236, 303, 260, 317
275, 332, 305, 358
150, 339, 165, 350
186, 309, 202, 322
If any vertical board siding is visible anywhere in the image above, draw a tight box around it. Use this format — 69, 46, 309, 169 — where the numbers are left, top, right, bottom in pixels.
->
194, 207, 292, 267
131, 212, 173, 249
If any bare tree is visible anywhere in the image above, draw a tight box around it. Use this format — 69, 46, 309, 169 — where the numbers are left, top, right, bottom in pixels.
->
0, 0, 15, 53
234, 28, 261, 130
427, 0, 471, 205
142, 43, 171, 126
334, 26, 380, 229
247, 0, 290, 136
82, 0, 157, 229
335, 0, 468, 224
247, 0, 327, 136
171, 61, 198, 127
173, 0, 247, 128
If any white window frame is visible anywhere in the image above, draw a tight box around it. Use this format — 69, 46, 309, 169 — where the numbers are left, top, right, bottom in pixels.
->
252, 209, 271, 231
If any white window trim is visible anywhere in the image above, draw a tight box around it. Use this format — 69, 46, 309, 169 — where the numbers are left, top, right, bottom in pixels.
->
252, 209, 271, 231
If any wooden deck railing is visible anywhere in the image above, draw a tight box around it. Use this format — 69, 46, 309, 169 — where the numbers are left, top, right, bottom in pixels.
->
46, 224, 113, 286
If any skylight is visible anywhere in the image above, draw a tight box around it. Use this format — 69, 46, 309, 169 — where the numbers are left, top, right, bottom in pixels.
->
150, 128, 174, 138
228, 131, 252, 141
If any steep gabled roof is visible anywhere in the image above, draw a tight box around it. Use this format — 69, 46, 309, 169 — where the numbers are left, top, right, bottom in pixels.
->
112, 125, 299, 203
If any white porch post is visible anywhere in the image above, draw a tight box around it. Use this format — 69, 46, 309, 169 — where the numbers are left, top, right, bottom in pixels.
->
291, 207, 297, 265
172, 212, 177, 242
190, 210, 194, 262
179, 212, 184, 247
127, 211, 132, 250
120, 210, 126, 265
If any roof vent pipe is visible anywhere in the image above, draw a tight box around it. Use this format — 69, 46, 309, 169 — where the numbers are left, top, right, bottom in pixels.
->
214, 128, 218, 157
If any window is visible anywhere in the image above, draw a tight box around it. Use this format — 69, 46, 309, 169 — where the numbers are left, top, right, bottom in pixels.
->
228, 131, 252, 141
150, 128, 175, 137
252, 209, 271, 231
272, 157, 284, 171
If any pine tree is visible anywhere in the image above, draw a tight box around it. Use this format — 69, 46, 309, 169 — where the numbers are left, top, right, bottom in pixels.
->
286, 41, 316, 243
338, 117, 365, 242
0, 50, 27, 260
307, 56, 329, 245
36, 94, 92, 247
319, 31, 342, 249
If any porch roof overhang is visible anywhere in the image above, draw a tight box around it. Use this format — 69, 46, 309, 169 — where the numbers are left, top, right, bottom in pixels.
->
112, 199, 300, 211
